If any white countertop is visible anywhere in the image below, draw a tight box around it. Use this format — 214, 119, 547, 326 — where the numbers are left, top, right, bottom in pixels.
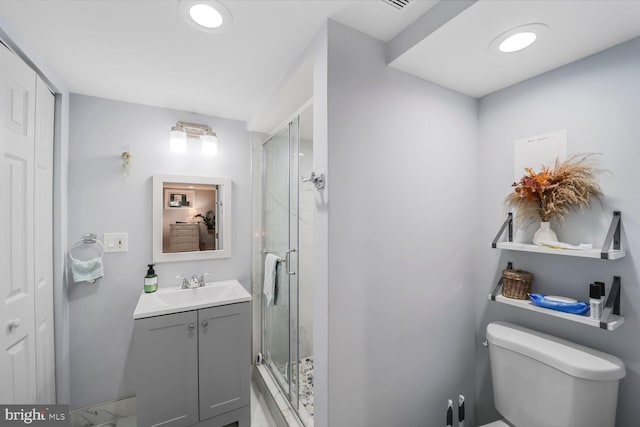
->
133, 279, 252, 319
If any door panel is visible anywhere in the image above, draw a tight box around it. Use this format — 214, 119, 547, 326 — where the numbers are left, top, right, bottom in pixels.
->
135, 311, 199, 427
6, 337, 34, 402
262, 124, 292, 393
288, 117, 300, 407
199, 303, 250, 421
35, 319, 54, 403
262, 118, 302, 410
34, 76, 55, 403
8, 81, 29, 135
1, 44, 37, 404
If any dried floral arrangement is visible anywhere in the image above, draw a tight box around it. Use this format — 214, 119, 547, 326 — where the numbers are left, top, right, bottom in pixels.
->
506, 153, 603, 224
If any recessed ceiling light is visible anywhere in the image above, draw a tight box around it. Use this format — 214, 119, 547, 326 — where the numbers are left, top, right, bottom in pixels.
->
499, 32, 536, 53
179, 0, 232, 33
189, 4, 223, 28
489, 23, 548, 55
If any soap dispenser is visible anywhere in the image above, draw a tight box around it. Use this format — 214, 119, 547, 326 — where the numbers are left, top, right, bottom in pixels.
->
144, 264, 158, 293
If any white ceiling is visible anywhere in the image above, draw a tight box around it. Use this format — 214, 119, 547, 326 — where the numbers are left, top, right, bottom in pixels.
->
0, 0, 434, 124
390, 1, 640, 98
1, 0, 639, 127
332, 0, 438, 42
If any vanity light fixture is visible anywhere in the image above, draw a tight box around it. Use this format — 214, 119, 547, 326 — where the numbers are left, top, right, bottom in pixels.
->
169, 121, 218, 156
170, 126, 187, 153
178, 0, 232, 34
490, 23, 548, 54
201, 130, 218, 156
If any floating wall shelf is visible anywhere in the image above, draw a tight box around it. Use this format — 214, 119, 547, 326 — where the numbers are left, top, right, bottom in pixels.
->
494, 242, 625, 260
488, 212, 626, 330
488, 292, 624, 331
491, 211, 623, 260
488, 262, 623, 331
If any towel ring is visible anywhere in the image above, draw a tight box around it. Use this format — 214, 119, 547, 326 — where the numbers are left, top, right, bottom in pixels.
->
70, 233, 104, 260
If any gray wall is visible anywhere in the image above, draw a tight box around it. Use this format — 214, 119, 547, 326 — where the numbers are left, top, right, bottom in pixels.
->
67, 94, 251, 410
476, 37, 640, 426
325, 21, 479, 427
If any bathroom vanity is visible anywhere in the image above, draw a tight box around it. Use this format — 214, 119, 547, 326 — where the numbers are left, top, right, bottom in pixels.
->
133, 280, 252, 427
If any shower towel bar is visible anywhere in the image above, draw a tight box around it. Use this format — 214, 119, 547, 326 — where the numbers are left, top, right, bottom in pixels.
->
261, 250, 285, 263
260, 249, 284, 263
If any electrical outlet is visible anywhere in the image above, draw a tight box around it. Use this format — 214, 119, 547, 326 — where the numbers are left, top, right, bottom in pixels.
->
104, 233, 128, 253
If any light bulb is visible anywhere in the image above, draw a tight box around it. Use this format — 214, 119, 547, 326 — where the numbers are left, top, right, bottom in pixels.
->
499, 32, 537, 53
189, 4, 223, 29
170, 128, 187, 153
201, 132, 218, 156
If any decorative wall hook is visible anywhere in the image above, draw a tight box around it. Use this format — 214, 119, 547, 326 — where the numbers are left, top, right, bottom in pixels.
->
121, 151, 132, 176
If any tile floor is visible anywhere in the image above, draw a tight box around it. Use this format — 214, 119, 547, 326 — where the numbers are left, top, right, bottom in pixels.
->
250, 381, 279, 427
70, 382, 277, 427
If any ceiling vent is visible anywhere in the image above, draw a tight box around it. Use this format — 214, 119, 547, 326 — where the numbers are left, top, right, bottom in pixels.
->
381, 0, 413, 11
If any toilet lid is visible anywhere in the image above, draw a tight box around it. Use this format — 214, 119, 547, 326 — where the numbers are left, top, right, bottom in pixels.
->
479, 420, 511, 427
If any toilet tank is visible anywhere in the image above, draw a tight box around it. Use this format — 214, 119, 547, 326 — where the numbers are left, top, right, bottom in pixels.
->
486, 322, 625, 427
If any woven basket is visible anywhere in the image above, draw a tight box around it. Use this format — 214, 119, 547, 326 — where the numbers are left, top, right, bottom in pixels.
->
502, 269, 533, 299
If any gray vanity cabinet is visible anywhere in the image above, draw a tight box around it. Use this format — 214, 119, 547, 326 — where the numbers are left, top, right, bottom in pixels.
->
135, 302, 251, 427
198, 302, 250, 420
135, 310, 199, 427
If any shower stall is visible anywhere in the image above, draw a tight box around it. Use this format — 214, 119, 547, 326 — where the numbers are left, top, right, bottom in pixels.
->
259, 106, 314, 424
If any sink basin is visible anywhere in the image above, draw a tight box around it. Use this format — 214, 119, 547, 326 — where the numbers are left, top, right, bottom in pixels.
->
133, 279, 251, 319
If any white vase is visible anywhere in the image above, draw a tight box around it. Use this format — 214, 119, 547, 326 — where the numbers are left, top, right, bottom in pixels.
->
533, 221, 558, 246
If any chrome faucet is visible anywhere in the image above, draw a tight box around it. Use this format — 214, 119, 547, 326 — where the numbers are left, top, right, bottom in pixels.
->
177, 276, 190, 289
177, 273, 211, 289
198, 272, 212, 287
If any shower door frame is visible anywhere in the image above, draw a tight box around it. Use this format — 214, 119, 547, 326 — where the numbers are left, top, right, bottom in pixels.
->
261, 116, 301, 416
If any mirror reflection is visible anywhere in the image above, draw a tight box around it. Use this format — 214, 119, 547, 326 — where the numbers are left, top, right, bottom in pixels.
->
153, 175, 231, 263
162, 182, 220, 253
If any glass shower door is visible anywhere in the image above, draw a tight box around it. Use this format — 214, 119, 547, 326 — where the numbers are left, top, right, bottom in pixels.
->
262, 118, 300, 410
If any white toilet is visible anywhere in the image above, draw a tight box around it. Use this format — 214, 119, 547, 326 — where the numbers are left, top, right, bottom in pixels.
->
481, 321, 626, 427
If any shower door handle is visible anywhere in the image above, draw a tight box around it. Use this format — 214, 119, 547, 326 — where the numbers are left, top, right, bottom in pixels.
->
285, 248, 297, 276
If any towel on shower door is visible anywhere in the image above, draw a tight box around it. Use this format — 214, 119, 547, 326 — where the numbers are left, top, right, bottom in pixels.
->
263, 253, 279, 306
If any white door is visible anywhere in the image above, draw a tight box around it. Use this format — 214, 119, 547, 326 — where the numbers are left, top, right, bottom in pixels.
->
0, 43, 37, 403
0, 44, 55, 404
34, 76, 56, 403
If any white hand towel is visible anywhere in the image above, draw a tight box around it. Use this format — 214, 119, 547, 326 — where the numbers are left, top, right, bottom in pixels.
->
263, 253, 279, 306
71, 256, 104, 283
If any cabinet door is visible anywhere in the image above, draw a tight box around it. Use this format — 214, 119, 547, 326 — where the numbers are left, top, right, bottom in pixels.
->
135, 311, 199, 427
198, 302, 250, 421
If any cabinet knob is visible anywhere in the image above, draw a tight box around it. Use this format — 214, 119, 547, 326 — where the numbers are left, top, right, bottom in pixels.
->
201, 320, 208, 328
188, 323, 195, 330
